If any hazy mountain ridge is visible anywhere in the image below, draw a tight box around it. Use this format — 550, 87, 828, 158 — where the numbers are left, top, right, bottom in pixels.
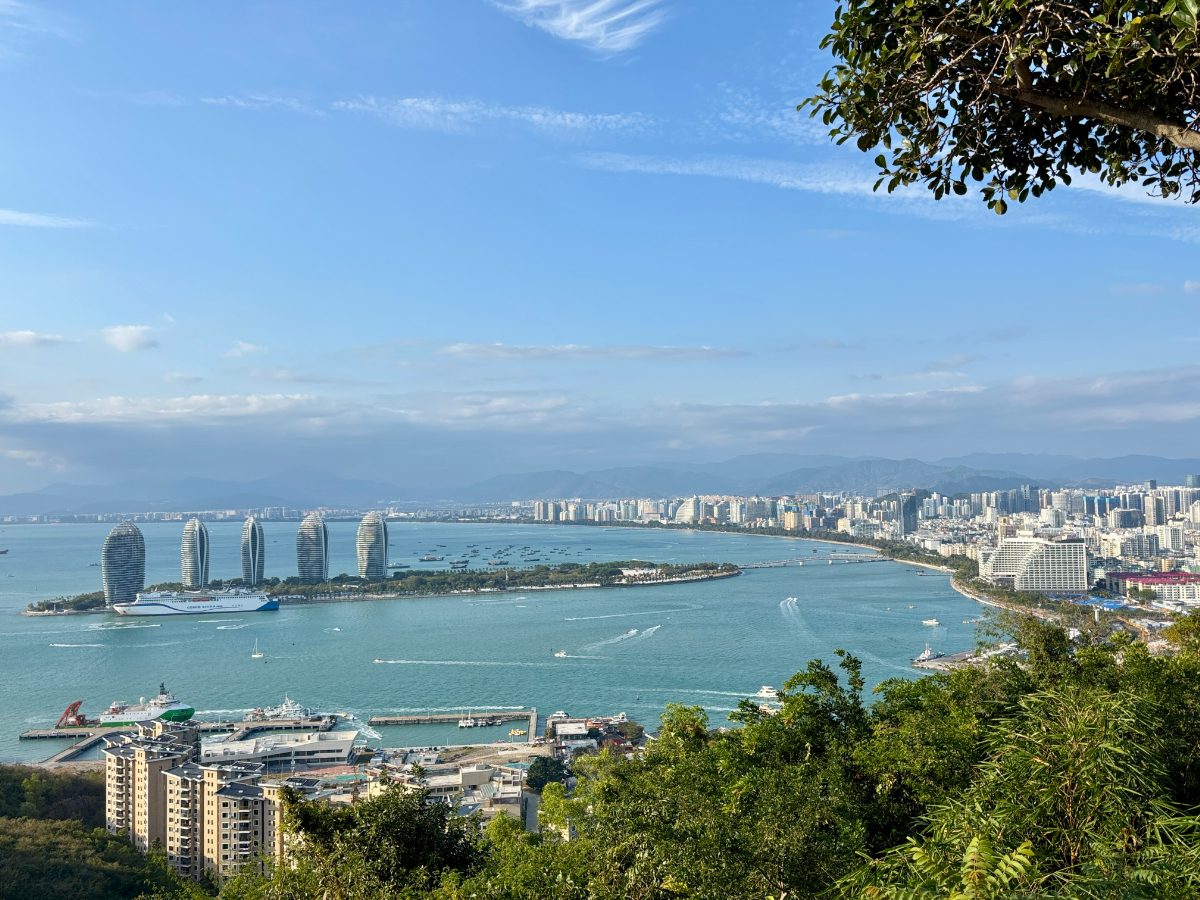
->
4, 453, 1199, 515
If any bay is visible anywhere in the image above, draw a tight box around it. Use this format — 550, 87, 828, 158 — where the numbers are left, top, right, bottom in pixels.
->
0, 522, 980, 762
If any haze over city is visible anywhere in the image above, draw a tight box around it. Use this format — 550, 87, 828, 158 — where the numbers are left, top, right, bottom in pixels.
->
1, 1, 1198, 494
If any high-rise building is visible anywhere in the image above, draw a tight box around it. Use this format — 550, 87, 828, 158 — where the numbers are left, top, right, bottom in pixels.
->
296, 514, 329, 584
241, 516, 264, 585
102, 521, 145, 607
181, 518, 210, 588
1186, 475, 1200, 489
356, 512, 388, 578
898, 493, 918, 535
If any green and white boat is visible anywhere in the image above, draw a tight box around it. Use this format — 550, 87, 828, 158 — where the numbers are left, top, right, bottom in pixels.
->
99, 683, 194, 725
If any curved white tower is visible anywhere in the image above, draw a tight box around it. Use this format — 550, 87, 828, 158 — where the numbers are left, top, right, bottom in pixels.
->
356, 512, 388, 578
102, 522, 145, 607
181, 517, 209, 588
296, 514, 329, 584
241, 515, 264, 585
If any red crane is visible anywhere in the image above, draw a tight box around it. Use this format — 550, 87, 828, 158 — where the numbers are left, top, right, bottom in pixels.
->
56, 701, 89, 728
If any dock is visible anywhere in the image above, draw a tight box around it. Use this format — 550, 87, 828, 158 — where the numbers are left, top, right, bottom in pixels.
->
369, 708, 539, 744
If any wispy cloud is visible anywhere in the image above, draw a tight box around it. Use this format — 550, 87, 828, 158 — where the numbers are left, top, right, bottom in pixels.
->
201, 93, 320, 115
0, 208, 89, 227
0, 330, 65, 346
490, 0, 667, 53
103, 325, 158, 352
163, 373, 202, 384
0, 1, 74, 57
708, 87, 824, 145
13, 393, 317, 423
579, 152, 876, 196
335, 95, 647, 134
226, 341, 267, 358
1185, 281, 1200, 293
440, 342, 746, 360
923, 354, 979, 373
1110, 283, 1167, 294
247, 368, 374, 385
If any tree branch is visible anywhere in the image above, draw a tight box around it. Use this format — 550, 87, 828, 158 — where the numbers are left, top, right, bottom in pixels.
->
987, 82, 1200, 150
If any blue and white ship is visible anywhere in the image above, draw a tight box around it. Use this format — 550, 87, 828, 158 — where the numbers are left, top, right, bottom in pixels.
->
113, 588, 278, 616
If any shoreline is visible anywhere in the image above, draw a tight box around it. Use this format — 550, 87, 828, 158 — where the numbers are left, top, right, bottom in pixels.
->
277, 568, 739, 606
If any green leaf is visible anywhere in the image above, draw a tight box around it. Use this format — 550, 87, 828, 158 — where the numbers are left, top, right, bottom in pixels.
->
875, 153, 887, 167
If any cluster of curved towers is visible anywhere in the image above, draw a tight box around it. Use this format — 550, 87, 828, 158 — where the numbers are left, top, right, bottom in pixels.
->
99, 512, 391, 605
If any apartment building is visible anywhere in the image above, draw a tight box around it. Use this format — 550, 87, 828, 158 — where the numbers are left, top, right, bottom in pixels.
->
104, 723, 198, 851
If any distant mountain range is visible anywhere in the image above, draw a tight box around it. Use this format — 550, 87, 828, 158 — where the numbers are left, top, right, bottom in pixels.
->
2, 453, 1198, 516
456, 457, 1034, 502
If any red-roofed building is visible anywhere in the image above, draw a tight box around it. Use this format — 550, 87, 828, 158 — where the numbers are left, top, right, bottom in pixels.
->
1103, 571, 1200, 604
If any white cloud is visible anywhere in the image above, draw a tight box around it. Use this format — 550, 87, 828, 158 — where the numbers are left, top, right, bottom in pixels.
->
1186, 281, 1200, 293
0, 208, 89, 227
335, 95, 647, 134
441, 342, 745, 360
0, 330, 65, 346
103, 325, 158, 352
163, 373, 202, 384
226, 341, 267, 358
490, 0, 667, 53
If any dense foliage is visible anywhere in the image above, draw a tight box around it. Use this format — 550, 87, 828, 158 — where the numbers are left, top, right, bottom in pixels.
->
0, 766, 189, 900
0, 765, 105, 828
803, 0, 1200, 209
267, 561, 737, 599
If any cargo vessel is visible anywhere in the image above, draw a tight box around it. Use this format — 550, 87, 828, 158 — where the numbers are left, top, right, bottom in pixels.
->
100, 683, 194, 725
113, 588, 278, 616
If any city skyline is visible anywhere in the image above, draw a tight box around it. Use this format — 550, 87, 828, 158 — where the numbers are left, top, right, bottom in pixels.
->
1, 2, 1199, 493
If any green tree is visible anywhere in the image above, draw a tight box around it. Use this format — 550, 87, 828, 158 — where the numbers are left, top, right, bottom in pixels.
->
804, 0, 1200, 210
524, 757, 567, 793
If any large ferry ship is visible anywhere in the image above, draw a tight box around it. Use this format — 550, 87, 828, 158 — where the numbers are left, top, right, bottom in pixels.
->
100, 683, 194, 725
113, 588, 278, 616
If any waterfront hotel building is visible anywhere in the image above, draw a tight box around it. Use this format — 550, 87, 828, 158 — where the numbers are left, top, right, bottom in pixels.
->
102, 521, 145, 607
296, 513, 329, 583
181, 517, 210, 588
241, 515, 265, 585
356, 511, 388, 578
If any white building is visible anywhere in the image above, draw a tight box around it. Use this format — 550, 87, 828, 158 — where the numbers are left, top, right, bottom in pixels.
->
980, 538, 1088, 595
199, 730, 358, 773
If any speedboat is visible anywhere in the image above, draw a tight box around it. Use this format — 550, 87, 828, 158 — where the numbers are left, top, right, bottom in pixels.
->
554, 651, 567, 658
755, 686, 777, 699
922, 618, 940, 627
374, 658, 384, 663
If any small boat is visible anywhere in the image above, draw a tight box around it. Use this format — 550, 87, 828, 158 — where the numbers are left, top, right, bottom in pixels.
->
419, 555, 443, 561
554, 651, 567, 658
251, 639, 264, 659
549, 710, 569, 719
390, 563, 410, 570
755, 686, 777, 699
0, 549, 7, 554
374, 658, 384, 663
922, 618, 940, 627
458, 714, 477, 728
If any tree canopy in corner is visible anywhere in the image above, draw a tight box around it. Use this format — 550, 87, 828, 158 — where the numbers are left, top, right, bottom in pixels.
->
803, 0, 1200, 211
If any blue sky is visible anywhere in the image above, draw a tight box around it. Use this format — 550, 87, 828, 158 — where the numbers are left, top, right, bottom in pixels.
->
1, 0, 1199, 492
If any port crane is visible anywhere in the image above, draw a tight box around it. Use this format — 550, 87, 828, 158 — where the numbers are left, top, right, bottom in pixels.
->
56, 701, 92, 728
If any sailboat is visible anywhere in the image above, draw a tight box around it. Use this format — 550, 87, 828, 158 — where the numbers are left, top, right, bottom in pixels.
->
251, 640, 264, 659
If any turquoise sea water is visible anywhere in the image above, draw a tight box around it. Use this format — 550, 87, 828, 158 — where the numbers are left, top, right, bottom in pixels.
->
0, 523, 980, 762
